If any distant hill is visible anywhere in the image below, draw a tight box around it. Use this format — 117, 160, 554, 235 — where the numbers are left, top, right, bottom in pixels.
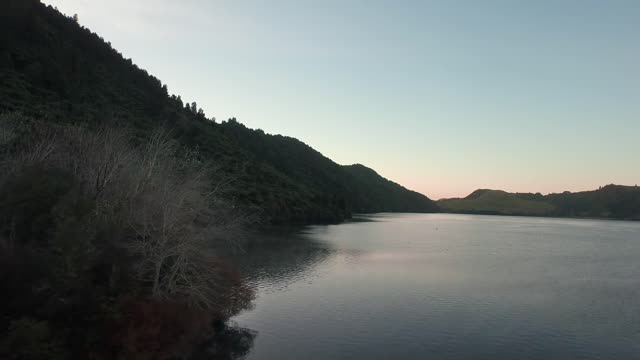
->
439, 185, 640, 220
0, 0, 438, 224
439, 189, 554, 216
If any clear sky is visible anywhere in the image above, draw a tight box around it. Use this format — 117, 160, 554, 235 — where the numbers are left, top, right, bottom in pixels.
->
44, 0, 639, 199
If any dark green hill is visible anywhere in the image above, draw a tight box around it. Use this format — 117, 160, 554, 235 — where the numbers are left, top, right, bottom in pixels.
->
343, 164, 438, 213
439, 185, 640, 220
438, 189, 554, 216
0, 0, 437, 224
546, 185, 640, 220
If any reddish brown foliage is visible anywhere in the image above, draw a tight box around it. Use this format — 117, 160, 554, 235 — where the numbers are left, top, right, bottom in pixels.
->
206, 259, 256, 318
103, 260, 254, 359
108, 297, 214, 360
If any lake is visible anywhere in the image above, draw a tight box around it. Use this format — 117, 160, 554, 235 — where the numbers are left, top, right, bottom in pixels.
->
231, 213, 640, 359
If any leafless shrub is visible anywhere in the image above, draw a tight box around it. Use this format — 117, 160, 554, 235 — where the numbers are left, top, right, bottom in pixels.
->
58, 126, 134, 200
0, 118, 16, 147
0, 114, 58, 172
118, 129, 243, 308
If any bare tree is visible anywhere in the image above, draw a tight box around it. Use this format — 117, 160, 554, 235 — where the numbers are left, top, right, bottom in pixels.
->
59, 126, 134, 201
0, 117, 253, 310
118, 129, 252, 309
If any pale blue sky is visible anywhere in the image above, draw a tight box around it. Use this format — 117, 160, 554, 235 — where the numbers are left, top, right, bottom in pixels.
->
45, 0, 639, 199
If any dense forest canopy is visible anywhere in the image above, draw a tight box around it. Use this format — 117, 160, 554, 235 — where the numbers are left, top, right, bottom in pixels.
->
0, 0, 438, 225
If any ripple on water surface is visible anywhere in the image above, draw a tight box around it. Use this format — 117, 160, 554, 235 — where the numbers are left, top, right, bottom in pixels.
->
232, 214, 640, 360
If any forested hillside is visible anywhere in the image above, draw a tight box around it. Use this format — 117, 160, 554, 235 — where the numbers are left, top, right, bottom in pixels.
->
0, 0, 437, 225
0, 2, 437, 357
439, 185, 640, 220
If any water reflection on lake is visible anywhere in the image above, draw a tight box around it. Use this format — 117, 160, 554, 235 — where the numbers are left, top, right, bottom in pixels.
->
231, 214, 640, 360
228, 228, 338, 294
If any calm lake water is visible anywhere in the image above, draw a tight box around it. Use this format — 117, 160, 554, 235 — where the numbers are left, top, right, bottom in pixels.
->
231, 214, 640, 359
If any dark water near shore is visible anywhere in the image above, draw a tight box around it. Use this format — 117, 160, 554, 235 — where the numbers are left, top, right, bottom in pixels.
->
231, 214, 640, 359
